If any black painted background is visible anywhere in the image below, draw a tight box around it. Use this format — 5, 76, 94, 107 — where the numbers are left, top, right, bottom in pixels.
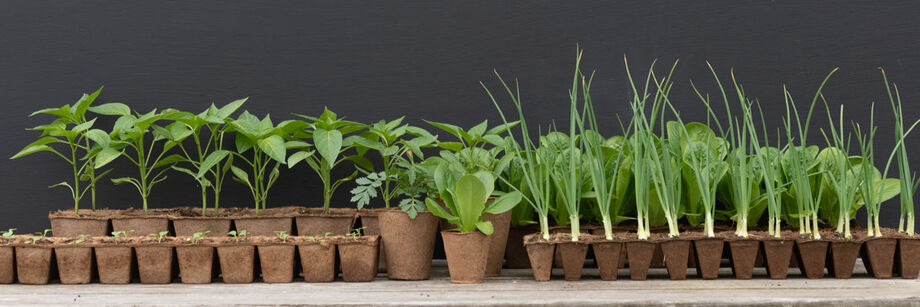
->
1, 1, 918, 233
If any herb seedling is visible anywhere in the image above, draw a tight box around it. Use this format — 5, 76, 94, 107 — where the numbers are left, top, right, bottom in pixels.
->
187, 231, 210, 244
274, 230, 290, 243
228, 230, 249, 243
149, 231, 169, 243
2, 228, 15, 242
69, 234, 90, 245
25, 229, 52, 245
111, 230, 135, 244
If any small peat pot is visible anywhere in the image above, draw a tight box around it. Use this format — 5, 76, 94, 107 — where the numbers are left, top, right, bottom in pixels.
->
135, 236, 176, 284
337, 235, 380, 282
505, 225, 539, 269
723, 233, 760, 280
760, 231, 795, 279
296, 208, 357, 236
861, 236, 897, 279
95, 237, 134, 284
523, 233, 555, 282
358, 209, 387, 272
217, 238, 255, 284
14, 237, 54, 284
53, 237, 93, 284
176, 237, 215, 284
377, 210, 438, 280
232, 207, 296, 237
296, 237, 336, 283
49, 210, 112, 237
591, 237, 625, 281
170, 207, 233, 237
547, 226, 591, 269
0, 238, 13, 284
692, 236, 725, 279
626, 239, 656, 280
257, 238, 296, 283
555, 233, 590, 281
658, 235, 691, 280
111, 208, 172, 237
442, 231, 488, 284
898, 236, 920, 279
794, 237, 829, 279
826, 234, 861, 279
483, 211, 512, 277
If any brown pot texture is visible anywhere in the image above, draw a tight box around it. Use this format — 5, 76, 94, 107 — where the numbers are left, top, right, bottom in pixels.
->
96, 245, 133, 284
54, 246, 93, 284
296, 208, 356, 236
258, 244, 296, 283
693, 237, 724, 279
548, 226, 590, 268
234, 217, 293, 237
442, 231, 488, 284
523, 233, 554, 282
136, 246, 174, 284
378, 210, 438, 280
15, 246, 53, 284
298, 240, 336, 282
593, 240, 624, 280
358, 209, 386, 272
482, 211, 512, 277
827, 240, 860, 279
0, 246, 13, 284
172, 218, 232, 237
558, 240, 589, 281
862, 237, 896, 279
795, 239, 828, 279
762, 239, 794, 279
626, 240, 656, 280
505, 225, 539, 269
898, 237, 920, 279
49, 211, 110, 237
111, 216, 169, 237
727, 238, 760, 279
218, 244, 255, 283
337, 235, 379, 282
660, 238, 691, 280
176, 245, 214, 283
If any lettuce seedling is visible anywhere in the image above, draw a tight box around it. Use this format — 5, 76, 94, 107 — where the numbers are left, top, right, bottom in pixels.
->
149, 231, 169, 243
111, 230, 135, 244
274, 230, 290, 243
426, 170, 522, 235
25, 229, 52, 245
228, 230, 249, 243
187, 231, 210, 244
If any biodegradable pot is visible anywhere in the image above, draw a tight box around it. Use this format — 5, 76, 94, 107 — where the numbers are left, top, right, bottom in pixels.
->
693, 237, 725, 279
523, 233, 554, 282
135, 244, 174, 284
827, 240, 860, 279
176, 245, 214, 284
593, 240, 624, 281
898, 237, 920, 279
862, 237, 896, 279
337, 235, 380, 282
358, 209, 386, 272
548, 226, 590, 268
0, 245, 13, 284
726, 238, 760, 280
258, 243, 296, 283
54, 245, 93, 284
49, 210, 110, 237
298, 240, 336, 282
762, 238, 794, 279
505, 225, 539, 269
483, 211, 512, 277
172, 217, 232, 237
377, 210, 438, 280
15, 246, 52, 284
111, 216, 169, 237
96, 244, 133, 284
296, 208, 356, 236
558, 240, 589, 281
660, 238, 691, 280
795, 239, 829, 279
442, 231, 488, 284
626, 240, 656, 280
217, 244, 255, 283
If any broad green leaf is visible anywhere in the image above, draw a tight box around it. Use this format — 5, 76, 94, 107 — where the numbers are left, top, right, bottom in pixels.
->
230, 166, 251, 187
313, 127, 343, 167
217, 98, 247, 119
197, 150, 230, 178
286, 150, 314, 168
88, 103, 131, 116
258, 135, 287, 164
153, 154, 186, 169
71, 118, 96, 134
455, 174, 487, 233
85, 129, 111, 148
94, 148, 122, 168
476, 221, 494, 235
72, 88, 102, 119
425, 198, 455, 220
485, 191, 522, 214
11, 137, 61, 159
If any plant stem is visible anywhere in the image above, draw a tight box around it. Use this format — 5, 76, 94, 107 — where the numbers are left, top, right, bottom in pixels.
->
569, 215, 580, 242
540, 215, 550, 240
602, 215, 613, 240
705, 214, 715, 237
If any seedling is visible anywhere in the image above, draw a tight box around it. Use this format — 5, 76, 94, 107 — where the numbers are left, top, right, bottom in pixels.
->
69, 234, 90, 245
149, 231, 169, 243
25, 229, 51, 245
1, 228, 15, 242
228, 111, 299, 214
305, 232, 333, 242
111, 230, 135, 244
187, 231, 210, 244
274, 230, 290, 243
347, 227, 366, 240
228, 230, 249, 243
426, 170, 522, 235
881, 69, 920, 236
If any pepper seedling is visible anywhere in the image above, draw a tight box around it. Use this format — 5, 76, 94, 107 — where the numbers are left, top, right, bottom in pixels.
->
111, 230, 135, 244
274, 230, 290, 243
228, 230, 249, 243
187, 231, 210, 244
149, 231, 169, 243
25, 229, 52, 245
346, 227, 366, 240
69, 234, 90, 245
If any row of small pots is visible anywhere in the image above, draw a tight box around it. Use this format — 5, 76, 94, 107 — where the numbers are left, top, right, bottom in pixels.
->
0, 235, 379, 284
523, 229, 920, 281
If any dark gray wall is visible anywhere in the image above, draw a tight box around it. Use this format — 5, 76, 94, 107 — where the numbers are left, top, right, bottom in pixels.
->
1, 1, 918, 233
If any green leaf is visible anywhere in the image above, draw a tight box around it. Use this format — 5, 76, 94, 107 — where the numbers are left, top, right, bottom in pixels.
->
111, 177, 136, 185
85, 129, 111, 148
286, 150, 314, 168
72, 87, 102, 119
197, 150, 230, 178
88, 103, 131, 116
485, 191, 522, 214
475, 221, 494, 235
455, 174, 487, 233
258, 135, 287, 164
438, 142, 463, 152
313, 127, 343, 168
94, 148, 122, 168
11, 137, 61, 159
230, 166, 251, 187
153, 154, 186, 169
217, 98, 247, 119
425, 198, 455, 220
71, 118, 96, 134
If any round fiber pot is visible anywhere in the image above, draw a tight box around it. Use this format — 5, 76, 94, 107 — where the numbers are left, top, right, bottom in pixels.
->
217, 244, 255, 284
862, 237, 896, 279
337, 235, 380, 282
358, 209, 386, 272
0, 245, 13, 284
378, 210, 438, 280
297, 239, 336, 283
795, 239, 829, 279
523, 233, 554, 282
54, 244, 93, 284
898, 237, 920, 279
442, 231, 488, 284
135, 243, 175, 284
296, 208, 356, 236
692, 236, 724, 279
505, 225, 539, 269
725, 236, 760, 280
176, 244, 214, 284
626, 240, 656, 280
592, 240, 624, 281
49, 210, 111, 237
762, 236, 795, 279
827, 240, 860, 279
15, 245, 53, 284
659, 237, 691, 280
96, 244, 133, 284
258, 243, 296, 283
558, 240, 589, 281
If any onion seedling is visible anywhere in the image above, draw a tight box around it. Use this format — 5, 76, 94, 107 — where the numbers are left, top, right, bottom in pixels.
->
274, 230, 290, 243
644, 64, 684, 238
854, 106, 906, 237
150, 231, 169, 243
187, 231, 209, 244
881, 69, 920, 236
679, 121, 728, 237
746, 103, 787, 238
818, 100, 862, 239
